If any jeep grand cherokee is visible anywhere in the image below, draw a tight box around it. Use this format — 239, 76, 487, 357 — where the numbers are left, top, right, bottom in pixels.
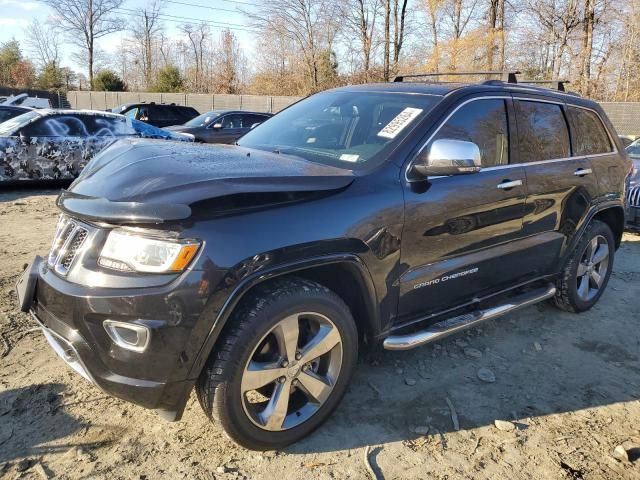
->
17, 73, 632, 450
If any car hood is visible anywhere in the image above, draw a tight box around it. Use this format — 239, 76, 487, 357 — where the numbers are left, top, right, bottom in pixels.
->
60, 138, 355, 223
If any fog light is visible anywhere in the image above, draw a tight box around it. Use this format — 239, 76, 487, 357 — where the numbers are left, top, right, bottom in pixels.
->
103, 320, 150, 353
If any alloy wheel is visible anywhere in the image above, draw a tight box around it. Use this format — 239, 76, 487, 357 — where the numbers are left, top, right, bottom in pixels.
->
576, 234, 609, 302
240, 312, 343, 431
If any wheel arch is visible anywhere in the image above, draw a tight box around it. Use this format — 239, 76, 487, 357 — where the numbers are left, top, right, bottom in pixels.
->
188, 254, 379, 380
592, 205, 625, 249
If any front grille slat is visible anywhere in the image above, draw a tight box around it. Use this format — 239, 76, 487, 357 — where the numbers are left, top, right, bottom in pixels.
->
47, 215, 92, 276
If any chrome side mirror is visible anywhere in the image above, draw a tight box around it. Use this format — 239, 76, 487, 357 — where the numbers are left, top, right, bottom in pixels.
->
212, 123, 223, 130
413, 139, 482, 177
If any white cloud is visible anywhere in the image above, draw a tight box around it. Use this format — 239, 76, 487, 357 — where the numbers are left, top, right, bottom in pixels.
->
0, 18, 29, 27
0, 0, 39, 11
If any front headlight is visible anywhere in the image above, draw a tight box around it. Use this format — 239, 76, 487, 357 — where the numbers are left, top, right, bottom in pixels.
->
98, 230, 200, 273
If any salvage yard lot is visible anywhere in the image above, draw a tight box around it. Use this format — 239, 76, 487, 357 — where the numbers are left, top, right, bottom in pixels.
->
0, 189, 639, 480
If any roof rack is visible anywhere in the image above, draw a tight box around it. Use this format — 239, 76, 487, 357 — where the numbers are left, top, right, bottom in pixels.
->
518, 79, 569, 92
393, 71, 520, 84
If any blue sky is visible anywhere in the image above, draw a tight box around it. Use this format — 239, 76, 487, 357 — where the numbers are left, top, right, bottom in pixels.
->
0, 0, 258, 74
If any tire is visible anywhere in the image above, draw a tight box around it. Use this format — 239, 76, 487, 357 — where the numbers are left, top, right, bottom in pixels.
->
196, 277, 358, 450
553, 220, 615, 313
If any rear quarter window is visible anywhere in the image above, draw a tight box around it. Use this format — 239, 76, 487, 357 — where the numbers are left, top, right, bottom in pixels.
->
567, 106, 612, 155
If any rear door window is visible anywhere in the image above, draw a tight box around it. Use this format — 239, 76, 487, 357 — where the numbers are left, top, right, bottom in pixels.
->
242, 114, 269, 128
515, 100, 570, 162
567, 106, 612, 155
149, 106, 182, 125
430, 98, 510, 167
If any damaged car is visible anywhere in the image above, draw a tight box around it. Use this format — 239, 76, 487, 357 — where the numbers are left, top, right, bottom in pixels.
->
17, 75, 631, 450
0, 109, 193, 184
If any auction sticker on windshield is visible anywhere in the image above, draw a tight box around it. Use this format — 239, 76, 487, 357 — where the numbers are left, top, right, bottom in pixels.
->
377, 108, 423, 139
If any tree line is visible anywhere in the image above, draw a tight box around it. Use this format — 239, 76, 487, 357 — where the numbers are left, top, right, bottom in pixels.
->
0, 0, 638, 101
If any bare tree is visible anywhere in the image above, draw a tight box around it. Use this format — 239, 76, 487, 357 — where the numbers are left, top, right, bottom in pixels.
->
180, 22, 209, 92
248, 0, 342, 92
40, 0, 124, 88
212, 29, 246, 94
344, 0, 382, 80
130, 0, 164, 90
24, 19, 62, 70
486, 0, 505, 70
424, 0, 444, 71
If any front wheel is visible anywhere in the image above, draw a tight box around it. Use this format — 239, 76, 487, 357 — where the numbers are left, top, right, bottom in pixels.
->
553, 220, 615, 312
196, 278, 358, 450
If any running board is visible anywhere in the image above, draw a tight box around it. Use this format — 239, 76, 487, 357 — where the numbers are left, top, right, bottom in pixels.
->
383, 283, 556, 351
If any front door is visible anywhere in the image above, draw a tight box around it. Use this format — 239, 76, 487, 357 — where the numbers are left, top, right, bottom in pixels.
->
215, 114, 244, 144
398, 96, 531, 323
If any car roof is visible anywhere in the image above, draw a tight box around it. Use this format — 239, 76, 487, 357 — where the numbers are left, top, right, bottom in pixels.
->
116, 102, 195, 108
32, 109, 125, 118
200, 110, 272, 116
328, 80, 599, 108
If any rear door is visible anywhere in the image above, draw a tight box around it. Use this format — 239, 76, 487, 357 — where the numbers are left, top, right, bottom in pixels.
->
398, 96, 530, 322
514, 98, 599, 266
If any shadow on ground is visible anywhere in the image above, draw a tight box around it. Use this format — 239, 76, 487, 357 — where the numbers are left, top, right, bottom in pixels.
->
285, 237, 640, 454
0, 383, 113, 463
0, 182, 69, 203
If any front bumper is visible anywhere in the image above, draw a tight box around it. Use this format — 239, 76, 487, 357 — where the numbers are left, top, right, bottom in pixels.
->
18, 256, 216, 420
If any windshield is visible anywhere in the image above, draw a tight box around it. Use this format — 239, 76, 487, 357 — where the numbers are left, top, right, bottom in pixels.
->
0, 110, 42, 135
237, 91, 441, 170
184, 111, 219, 127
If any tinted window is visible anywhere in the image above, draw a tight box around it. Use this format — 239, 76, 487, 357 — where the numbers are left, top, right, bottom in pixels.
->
222, 114, 243, 128
567, 107, 612, 155
516, 101, 570, 162
149, 106, 181, 124
172, 106, 198, 120
431, 99, 509, 167
243, 114, 269, 128
24, 115, 90, 137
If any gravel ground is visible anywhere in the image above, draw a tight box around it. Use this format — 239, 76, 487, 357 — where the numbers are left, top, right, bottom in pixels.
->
1, 188, 639, 480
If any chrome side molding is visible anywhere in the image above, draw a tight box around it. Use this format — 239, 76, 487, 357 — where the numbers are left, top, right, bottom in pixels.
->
383, 283, 557, 351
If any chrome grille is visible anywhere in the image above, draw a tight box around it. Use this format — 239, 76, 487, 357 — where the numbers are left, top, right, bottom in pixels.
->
629, 186, 640, 208
48, 215, 90, 276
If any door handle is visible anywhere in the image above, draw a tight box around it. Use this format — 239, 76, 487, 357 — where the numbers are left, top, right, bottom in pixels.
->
574, 168, 593, 177
497, 179, 523, 190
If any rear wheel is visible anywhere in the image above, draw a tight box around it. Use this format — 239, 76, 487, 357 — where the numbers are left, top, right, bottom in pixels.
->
553, 220, 615, 312
196, 278, 358, 450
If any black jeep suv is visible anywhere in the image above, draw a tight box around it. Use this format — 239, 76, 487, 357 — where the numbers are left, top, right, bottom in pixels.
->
17, 73, 632, 450
110, 102, 200, 128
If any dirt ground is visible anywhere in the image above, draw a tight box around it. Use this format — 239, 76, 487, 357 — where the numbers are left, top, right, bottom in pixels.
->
0, 187, 639, 480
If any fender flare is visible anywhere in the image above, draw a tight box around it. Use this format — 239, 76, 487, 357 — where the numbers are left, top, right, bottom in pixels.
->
187, 253, 378, 379
563, 201, 625, 259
